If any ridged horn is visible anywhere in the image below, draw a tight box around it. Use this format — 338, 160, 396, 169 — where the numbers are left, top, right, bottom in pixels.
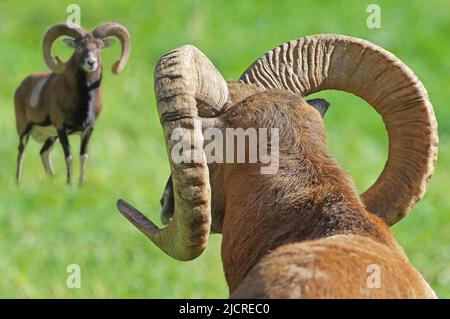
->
117, 45, 228, 260
240, 34, 438, 225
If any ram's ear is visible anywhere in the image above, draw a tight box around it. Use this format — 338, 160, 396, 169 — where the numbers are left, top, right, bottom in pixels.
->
62, 38, 76, 48
306, 98, 330, 118
102, 38, 116, 48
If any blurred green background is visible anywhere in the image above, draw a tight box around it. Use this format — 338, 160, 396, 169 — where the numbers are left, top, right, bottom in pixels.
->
0, 0, 448, 298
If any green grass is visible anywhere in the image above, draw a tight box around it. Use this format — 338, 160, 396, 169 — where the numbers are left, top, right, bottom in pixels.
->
0, 0, 449, 298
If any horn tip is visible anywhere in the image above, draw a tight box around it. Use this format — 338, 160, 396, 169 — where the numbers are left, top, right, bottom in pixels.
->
116, 198, 132, 217
116, 199, 161, 235
116, 199, 126, 213
116, 199, 134, 216
111, 61, 122, 74
55, 56, 65, 73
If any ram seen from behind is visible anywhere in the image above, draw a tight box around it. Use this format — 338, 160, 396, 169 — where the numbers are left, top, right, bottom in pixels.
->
117, 35, 438, 298
14, 22, 130, 185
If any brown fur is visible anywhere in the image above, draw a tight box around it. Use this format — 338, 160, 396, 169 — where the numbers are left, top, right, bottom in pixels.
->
14, 34, 104, 134
205, 82, 435, 298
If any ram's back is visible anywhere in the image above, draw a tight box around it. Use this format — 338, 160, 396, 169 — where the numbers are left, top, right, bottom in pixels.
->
231, 234, 436, 299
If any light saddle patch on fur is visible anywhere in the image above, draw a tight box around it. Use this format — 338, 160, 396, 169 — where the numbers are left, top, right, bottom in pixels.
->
30, 78, 48, 108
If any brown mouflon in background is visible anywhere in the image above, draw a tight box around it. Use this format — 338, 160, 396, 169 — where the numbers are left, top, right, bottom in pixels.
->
14, 22, 130, 185
117, 35, 438, 298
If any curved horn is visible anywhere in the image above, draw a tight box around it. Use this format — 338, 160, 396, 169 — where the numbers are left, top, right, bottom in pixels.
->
240, 34, 438, 225
92, 22, 131, 74
117, 45, 228, 260
42, 23, 86, 72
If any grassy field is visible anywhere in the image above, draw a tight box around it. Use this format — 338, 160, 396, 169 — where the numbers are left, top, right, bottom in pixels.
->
0, 0, 449, 298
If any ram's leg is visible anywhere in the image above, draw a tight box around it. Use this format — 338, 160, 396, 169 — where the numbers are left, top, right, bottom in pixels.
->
79, 127, 93, 186
57, 128, 72, 185
16, 124, 32, 185
40, 137, 58, 176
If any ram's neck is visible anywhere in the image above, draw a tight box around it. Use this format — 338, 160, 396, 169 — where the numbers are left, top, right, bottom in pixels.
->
60, 56, 102, 128
215, 89, 400, 293
220, 153, 396, 293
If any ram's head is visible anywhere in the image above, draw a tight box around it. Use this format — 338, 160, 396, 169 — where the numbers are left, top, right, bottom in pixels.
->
42, 22, 130, 74
117, 35, 438, 261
